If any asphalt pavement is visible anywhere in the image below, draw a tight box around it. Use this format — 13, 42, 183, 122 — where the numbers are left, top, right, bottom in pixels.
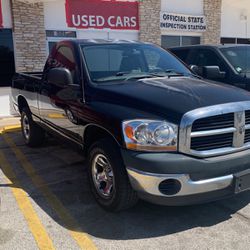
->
0, 126, 250, 250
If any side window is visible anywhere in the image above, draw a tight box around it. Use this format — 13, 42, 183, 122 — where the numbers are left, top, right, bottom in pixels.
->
192, 49, 227, 72
53, 46, 78, 83
84, 48, 123, 72
171, 49, 190, 63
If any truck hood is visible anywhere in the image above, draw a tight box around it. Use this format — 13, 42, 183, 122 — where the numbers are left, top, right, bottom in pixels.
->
92, 76, 250, 123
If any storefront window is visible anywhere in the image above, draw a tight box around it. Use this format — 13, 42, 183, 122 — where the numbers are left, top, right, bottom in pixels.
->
182, 36, 200, 46
221, 37, 236, 44
46, 30, 77, 38
237, 38, 250, 44
0, 29, 15, 87
221, 37, 250, 45
162, 36, 180, 48
161, 35, 200, 48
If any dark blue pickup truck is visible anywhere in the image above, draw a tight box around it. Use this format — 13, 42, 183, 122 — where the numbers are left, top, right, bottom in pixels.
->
170, 45, 250, 90
12, 40, 250, 211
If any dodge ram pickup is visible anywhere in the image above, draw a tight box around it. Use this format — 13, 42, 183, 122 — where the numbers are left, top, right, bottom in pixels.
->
169, 45, 250, 90
12, 40, 250, 211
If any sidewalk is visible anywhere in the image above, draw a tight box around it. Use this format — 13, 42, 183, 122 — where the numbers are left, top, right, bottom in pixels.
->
0, 87, 18, 117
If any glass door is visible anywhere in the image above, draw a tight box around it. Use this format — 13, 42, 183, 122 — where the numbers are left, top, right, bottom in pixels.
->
0, 29, 15, 86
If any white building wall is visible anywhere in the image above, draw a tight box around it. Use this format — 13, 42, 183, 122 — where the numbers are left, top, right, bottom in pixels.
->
44, 1, 68, 30
161, 0, 203, 15
0, 87, 12, 117
221, 0, 250, 38
1, 0, 12, 28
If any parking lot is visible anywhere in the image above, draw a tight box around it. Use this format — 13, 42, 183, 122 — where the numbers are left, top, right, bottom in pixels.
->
0, 125, 250, 250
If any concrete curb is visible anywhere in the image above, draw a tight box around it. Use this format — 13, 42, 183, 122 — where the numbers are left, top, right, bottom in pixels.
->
0, 117, 21, 133
0, 125, 21, 134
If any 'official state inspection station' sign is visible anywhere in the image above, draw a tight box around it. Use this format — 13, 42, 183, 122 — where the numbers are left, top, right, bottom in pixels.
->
160, 12, 206, 32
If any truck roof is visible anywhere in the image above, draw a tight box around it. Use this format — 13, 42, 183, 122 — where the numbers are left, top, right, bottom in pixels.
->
169, 44, 250, 50
67, 39, 148, 46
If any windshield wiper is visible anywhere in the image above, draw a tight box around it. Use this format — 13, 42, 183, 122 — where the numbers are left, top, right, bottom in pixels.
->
116, 71, 130, 76
164, 69, 185, 77
94, 73, 156, 83
165, 69, 202, 79
117, 72, 164, 78
96, 70, 186, 83
188, 72, 203, 79
125, 71, 187, 81
125, 74, 156, 81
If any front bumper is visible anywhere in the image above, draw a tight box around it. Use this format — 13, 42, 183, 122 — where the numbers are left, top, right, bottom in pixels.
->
127, 168, 233, 196
121, 149, 250, 205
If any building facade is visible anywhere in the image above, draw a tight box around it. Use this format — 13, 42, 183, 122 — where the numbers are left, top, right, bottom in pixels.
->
0, 0, 250, 115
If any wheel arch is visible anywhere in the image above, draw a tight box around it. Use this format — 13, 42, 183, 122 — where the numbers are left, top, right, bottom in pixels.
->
17, 95, 30, 114
83, 124, 122, 155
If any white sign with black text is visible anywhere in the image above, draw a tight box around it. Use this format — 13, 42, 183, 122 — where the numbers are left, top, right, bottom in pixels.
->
160, 12, 207, 32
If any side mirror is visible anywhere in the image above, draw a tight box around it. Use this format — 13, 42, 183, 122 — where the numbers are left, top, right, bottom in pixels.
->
47, 68, 73, 86
190, 65, 203, 76
203, 66, 226, 79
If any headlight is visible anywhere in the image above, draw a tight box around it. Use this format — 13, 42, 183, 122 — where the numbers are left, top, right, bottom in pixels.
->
122, 120, 178, 151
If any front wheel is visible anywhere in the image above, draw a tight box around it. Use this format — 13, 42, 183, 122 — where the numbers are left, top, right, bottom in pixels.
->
88, 138, 138, 212
21, 107, 45, 147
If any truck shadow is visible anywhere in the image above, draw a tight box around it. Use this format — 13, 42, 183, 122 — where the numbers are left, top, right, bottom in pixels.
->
75, 192, 250, 240
1, 131, 250, 240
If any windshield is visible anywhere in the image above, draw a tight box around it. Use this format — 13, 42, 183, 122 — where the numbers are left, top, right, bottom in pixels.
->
81, 43, 192, 83
220, 46, 250, 74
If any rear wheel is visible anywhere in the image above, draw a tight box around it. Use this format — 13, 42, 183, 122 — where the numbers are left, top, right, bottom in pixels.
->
21, 107, 45, 147
88, 138, 138, 212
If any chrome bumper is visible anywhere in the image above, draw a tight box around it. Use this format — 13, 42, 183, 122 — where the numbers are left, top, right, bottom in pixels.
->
127, 167, 233, 197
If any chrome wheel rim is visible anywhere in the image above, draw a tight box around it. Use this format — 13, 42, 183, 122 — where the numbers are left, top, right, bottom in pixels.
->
91, 154, 115, 199
22, 114, 30, 140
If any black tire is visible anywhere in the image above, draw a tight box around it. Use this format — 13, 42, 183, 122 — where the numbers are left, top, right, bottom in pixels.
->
88, 138, 138, 212
21, 107, 45, 147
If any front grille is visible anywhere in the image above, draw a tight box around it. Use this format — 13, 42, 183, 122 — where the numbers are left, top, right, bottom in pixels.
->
192, 113, 234, 132
245, 129, 250, 143
245, 110, 250, 124
191, 113, 235, 151
191, 133, 233, 151
179, 101, 250, 157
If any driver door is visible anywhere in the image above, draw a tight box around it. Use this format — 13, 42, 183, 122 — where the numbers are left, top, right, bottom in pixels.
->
39, 43, 82, 142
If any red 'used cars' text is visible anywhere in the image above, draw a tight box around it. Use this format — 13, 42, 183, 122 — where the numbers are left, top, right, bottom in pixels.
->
65, 0, 139, 30
71, 15, 137, 28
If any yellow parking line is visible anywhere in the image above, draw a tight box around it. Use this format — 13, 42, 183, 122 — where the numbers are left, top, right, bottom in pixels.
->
3, 132, 97, 250
0, 150, 55, 250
